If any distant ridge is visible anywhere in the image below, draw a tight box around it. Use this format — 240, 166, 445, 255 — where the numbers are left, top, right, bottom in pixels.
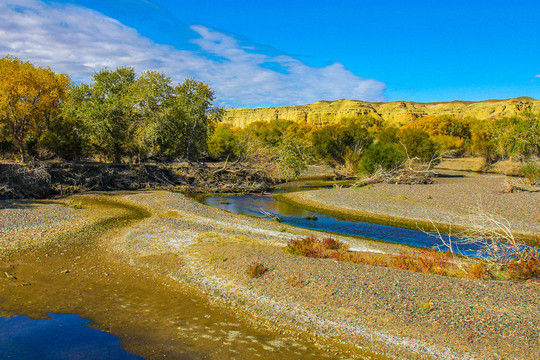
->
224, 97, 539, 128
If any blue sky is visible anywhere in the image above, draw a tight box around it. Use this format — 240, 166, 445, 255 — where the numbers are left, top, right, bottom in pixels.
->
1, 0, 539, 107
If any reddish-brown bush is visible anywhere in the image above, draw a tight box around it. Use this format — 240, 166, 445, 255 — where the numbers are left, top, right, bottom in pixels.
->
506, 249, 540, 279
285, 236, 348, 258
283, 236, 526, 280
466, 261, 488, 279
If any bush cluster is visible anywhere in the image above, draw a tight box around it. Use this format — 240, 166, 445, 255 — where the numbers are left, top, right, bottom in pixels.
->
285, 236, 539, 280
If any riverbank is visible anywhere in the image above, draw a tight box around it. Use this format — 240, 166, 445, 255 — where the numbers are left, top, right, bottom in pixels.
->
0, 161, 274, 200
279, 170, 540, 245
2, 191, 538, 359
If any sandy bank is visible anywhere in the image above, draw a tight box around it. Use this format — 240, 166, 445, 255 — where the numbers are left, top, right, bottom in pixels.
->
280, 170, 540, 241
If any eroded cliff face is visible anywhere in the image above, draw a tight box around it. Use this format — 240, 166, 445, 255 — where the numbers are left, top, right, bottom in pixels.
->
224, 97, 540, 128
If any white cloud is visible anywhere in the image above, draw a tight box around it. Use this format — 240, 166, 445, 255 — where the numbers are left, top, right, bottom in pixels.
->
535, 74, 540, 78
0, 0, 386, 107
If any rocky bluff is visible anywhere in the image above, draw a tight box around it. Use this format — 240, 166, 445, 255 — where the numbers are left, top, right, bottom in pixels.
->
224, 97, 539, 128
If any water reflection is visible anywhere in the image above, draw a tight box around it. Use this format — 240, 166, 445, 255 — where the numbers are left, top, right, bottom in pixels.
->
0, 313, 142, 360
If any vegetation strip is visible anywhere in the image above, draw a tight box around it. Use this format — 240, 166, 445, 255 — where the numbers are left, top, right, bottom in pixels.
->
285, 236, 540, 280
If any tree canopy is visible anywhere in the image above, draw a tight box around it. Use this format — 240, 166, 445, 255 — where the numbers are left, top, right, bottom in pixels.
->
0, 56, 70, 162
63, 68, 223, 162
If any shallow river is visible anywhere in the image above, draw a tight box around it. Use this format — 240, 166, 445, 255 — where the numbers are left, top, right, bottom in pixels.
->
197, 189, 481, 256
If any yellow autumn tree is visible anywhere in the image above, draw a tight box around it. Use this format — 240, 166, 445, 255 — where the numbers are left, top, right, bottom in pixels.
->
0, 56, 70, 162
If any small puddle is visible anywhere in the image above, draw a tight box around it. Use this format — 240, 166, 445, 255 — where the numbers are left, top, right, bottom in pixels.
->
0, 313, 142, 360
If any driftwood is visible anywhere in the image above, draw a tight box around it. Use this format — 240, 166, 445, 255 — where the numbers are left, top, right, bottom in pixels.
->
356, 166, 435, 187
259, 208, 282, 222
500, 177, 540, 193
0, 161, 275, 200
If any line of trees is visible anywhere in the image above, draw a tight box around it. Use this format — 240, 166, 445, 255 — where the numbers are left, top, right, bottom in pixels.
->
1, 55, 539, 180
0, 56, 223, 163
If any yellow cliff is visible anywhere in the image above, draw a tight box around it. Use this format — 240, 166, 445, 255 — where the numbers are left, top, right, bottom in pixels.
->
224, 97, 540, 128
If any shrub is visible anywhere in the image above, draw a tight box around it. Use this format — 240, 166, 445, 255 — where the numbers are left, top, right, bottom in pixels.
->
285, 236, 348, 258
521, 161, 540, 185
347, 251, 387, 266
284, 236, 523, 279
465, 261, 488, 279
286, 274, 304, 288
416, 298, 433, 313
506, 249, 540, 279
246, 262, 267, 278
389, 251, 452, 276
67, 201, 83, 210
398, 128, 438, 163
360, 142, 406, 174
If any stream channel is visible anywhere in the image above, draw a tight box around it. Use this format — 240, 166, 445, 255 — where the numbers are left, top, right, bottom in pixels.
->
195, 180, 480, 256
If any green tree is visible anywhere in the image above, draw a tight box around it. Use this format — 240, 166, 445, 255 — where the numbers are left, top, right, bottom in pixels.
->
63, 67, 138, 162
488, 115, 540, 159
131, 71, 174, 160
398, 128, 437, 163
37, 116, 82, 160
170, 78, 223, 160
340, 116, 375, 154
377, 125, 399, 144
360, 142, 406, 174
311, 118, 374, 164
244, 119, 294, 147
311, 124, 347, 162
278, 132, 312, 179
208, 124, 239, 160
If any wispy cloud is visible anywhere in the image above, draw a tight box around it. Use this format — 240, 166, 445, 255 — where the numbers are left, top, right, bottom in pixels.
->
535, 75, 540, 78
0, 0, 386, 107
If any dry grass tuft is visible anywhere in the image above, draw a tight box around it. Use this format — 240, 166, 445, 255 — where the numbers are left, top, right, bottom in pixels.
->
286, 274, 304, 288
465, 261, 488, 279
246, 262, 267, 278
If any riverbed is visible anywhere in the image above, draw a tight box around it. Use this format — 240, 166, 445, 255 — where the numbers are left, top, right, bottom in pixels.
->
1, 189, 539, 359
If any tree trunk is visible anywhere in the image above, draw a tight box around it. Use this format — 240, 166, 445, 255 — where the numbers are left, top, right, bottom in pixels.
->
114, 152, 121, 164
113, 143, 122, 163
17, 139, 27, 163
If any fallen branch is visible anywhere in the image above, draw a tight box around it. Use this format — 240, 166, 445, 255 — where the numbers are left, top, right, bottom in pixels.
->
259, 208, 282, 222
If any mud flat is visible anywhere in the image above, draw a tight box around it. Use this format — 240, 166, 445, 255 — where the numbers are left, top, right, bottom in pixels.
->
1, 190, 539, 359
